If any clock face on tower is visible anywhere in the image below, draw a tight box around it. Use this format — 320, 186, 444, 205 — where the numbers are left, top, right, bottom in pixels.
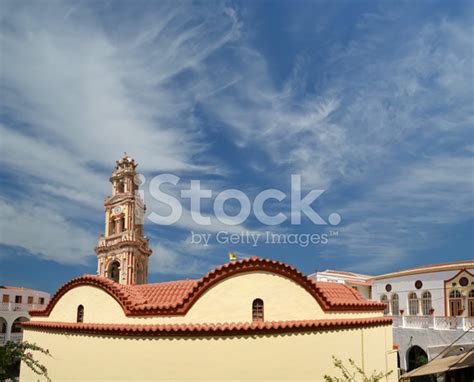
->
113, 206, 122, 215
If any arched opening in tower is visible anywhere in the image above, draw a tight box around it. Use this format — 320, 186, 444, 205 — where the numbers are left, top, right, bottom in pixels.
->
108, 261, 121, 283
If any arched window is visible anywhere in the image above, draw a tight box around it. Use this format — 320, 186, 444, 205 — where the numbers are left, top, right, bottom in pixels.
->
119, 217, 125, 233
136, 262, 144, 285
408, 292, 419, 316
468, 290, 474, 317
421, 291, 432, 315
450, 290, 461, 298
391, 294, 399, 316
381, 295, 389, 315
77, 305, 84, 323
11, 317, 29, 333
252, 298, 264, 322
449, 290, 462, 316
117, 181, 125, 193
108, 261, 120, 283
109, 219, 116, 235
407, 345, 428, 371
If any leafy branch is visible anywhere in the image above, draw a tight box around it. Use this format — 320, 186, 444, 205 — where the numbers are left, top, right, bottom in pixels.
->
0, 340, 52, 381
324, 356, 393, 382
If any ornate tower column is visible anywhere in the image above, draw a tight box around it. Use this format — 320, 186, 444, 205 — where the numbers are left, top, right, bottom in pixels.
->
95, 154, 152, 285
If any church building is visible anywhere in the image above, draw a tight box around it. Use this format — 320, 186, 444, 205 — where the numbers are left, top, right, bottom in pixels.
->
21, 155, 397, 381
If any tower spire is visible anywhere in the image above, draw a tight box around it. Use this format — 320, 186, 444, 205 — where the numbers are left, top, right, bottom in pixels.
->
95, 155, 152, 284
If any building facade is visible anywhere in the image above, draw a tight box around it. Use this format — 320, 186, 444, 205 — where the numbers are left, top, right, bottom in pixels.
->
22, 257, 397, 381
0, 286, 50, 344
372, 262, 474, 373
20, 156, 397, 381
312, 261, 474, 375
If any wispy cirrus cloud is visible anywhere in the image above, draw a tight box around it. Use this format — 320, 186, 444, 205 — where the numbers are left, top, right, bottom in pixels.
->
0, 198, 95, 265
0, 1, 472, 280
329, 155, 473, 273
196, 9, 473, 270
1, 1, 240, 174
0, 1, 241, 268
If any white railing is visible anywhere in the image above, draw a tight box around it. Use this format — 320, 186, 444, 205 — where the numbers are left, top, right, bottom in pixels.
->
463, 317, 474, 330
392, 315, 473, 330
434, 316, 459, 330
404, 316, 432, 329
9, 333, 23, 342
0, 302, 46, 312
0, 334, 6, 345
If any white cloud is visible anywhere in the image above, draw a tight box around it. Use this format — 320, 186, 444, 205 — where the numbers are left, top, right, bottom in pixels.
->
0, 2, 471, 275
0, 198, 96, 265
197, 13, 473, 270
327, 155, 473, 273
1, 2, 239, 173
0, 1, 241, 264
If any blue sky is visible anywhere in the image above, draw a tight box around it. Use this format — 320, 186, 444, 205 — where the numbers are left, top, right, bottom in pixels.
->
0, 0, 473, 294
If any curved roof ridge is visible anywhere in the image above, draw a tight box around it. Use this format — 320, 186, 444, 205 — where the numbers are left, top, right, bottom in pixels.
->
30, 257, 385, 318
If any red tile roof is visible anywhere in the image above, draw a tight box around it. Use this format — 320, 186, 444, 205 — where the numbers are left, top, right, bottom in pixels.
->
30, 257, 385, 317
122, 280, 198, 309
22, 317, 392, 337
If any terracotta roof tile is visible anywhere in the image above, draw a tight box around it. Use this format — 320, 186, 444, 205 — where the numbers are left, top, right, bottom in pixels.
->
23, 317, 392, 337
313, 281, 376, 307
122, 280, 197, 309
31, 257, 385, 318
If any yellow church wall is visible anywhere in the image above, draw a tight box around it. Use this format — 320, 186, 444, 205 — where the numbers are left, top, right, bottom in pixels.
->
44, 286, 126, 323
38, 272, 382, 325
21, 324, 397, 381
182, 271, 322, 322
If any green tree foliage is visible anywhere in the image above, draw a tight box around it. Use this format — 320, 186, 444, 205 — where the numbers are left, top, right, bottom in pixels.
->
324, 356, 393, 382
0, 341, 51, 381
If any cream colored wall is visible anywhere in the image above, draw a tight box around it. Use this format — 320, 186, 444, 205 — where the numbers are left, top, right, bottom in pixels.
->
21, 324, 397, 381
184, 272, 322, 322
444, 270, 473, 316
38, 272, 382, 325
44, 286, 125, 323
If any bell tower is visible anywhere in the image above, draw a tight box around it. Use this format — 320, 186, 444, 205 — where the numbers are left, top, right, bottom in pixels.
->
95, 154, 152, 284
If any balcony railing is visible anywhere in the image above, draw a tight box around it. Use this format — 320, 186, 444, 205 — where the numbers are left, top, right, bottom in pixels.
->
0, 334, 6, 345
392, 315, 474, 331
0, 302, 46, 312
9, 333, 24, 342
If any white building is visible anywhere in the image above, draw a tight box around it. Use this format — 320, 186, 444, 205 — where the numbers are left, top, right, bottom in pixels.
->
308, 269, 372, 299
372, 260, 474, 373
0, 285, 50, 344
310, 260, 474, 375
